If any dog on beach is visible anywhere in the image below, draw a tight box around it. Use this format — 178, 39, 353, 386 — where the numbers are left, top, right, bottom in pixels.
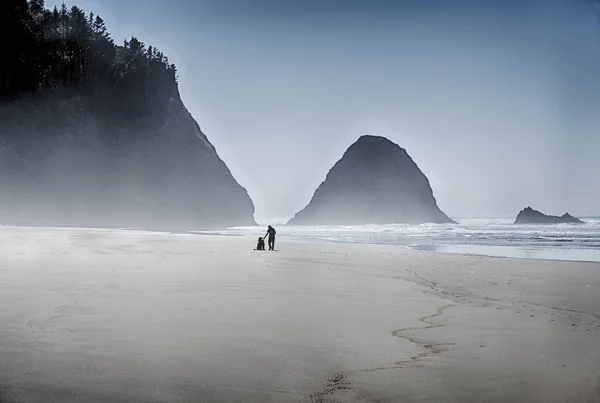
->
255, 236, 265, 251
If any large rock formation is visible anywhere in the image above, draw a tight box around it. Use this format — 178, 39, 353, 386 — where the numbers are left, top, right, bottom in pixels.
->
0, 90, 256, 230
514, 207, 584, 224
287, 135, 455, 225
0, 2, 255, 230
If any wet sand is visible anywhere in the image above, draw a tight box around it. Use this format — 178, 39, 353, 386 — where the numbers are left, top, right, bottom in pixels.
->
0, 226, 599, 402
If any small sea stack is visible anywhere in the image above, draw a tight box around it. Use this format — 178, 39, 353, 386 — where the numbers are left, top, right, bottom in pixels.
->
514, 207, 584, 224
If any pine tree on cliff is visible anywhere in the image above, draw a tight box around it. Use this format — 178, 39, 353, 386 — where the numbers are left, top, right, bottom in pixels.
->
0, 0, 176, 111
0, 0, 37, 99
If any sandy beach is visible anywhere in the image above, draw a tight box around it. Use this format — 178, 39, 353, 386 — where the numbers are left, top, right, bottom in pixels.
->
1, 226, 599, 403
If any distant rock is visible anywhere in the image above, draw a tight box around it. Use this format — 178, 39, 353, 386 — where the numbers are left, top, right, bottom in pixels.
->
287, 135, 455, 225
514, 207, 584, 224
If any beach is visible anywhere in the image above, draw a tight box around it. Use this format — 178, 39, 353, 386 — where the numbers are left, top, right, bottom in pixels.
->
1, 227, 599, 402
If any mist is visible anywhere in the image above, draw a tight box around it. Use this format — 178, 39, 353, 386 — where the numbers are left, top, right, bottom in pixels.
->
0, 93, 253, 230
42, 0, 600, 224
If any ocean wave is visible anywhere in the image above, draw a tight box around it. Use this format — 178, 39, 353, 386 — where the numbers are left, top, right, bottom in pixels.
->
215, 218, 600, 253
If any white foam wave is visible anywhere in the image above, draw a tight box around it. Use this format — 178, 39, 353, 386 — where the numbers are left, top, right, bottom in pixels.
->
200, 217, 600, 262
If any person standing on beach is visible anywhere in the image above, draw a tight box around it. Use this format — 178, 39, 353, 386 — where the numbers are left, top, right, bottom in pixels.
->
264, 225, 276, 251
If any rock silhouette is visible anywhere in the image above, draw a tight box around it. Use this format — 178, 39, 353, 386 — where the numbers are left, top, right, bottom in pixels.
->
0, 1, 255, 230
514, 207, 584, 224
288, 135, 455, 225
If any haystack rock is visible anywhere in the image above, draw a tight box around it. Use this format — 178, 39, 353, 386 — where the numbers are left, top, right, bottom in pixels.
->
287, 135, 455, 225
514, 207, 584, 224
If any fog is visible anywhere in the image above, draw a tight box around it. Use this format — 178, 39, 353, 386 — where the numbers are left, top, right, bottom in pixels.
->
0, 94, 255, 230
46, 0, 600, 223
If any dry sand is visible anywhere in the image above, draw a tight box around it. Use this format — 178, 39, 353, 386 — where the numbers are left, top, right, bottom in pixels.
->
0, 226, 599, 403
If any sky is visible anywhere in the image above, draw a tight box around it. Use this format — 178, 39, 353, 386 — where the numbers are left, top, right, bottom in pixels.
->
48, 0, 600, 223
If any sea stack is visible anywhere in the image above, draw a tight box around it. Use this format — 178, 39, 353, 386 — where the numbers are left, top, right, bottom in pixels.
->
287, 135, 455, 225
514, 207, 584, 224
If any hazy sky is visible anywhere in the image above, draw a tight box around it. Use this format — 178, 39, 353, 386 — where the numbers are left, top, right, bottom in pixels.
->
49, 0, 600, 222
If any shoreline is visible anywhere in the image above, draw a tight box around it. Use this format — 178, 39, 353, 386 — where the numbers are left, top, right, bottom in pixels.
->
3, 223, 600, 263
408, 243, 600, 264
0, 225, 600, 263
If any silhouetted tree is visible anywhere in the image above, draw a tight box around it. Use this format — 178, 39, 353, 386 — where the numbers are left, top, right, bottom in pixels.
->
0, 0, 177, 113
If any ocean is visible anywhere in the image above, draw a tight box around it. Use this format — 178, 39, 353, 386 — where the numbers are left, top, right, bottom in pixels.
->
199, 217, 600, 263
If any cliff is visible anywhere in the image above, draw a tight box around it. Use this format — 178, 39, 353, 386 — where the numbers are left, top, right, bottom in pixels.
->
0, 2, 255, 229
287, 135, 455, 225
514, 207, 584, 224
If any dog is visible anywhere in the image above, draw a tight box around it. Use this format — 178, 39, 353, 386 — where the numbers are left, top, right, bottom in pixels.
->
255, 236, 265, 251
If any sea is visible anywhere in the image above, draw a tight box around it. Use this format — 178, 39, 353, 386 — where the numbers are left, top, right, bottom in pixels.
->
198, 217, 600, 263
